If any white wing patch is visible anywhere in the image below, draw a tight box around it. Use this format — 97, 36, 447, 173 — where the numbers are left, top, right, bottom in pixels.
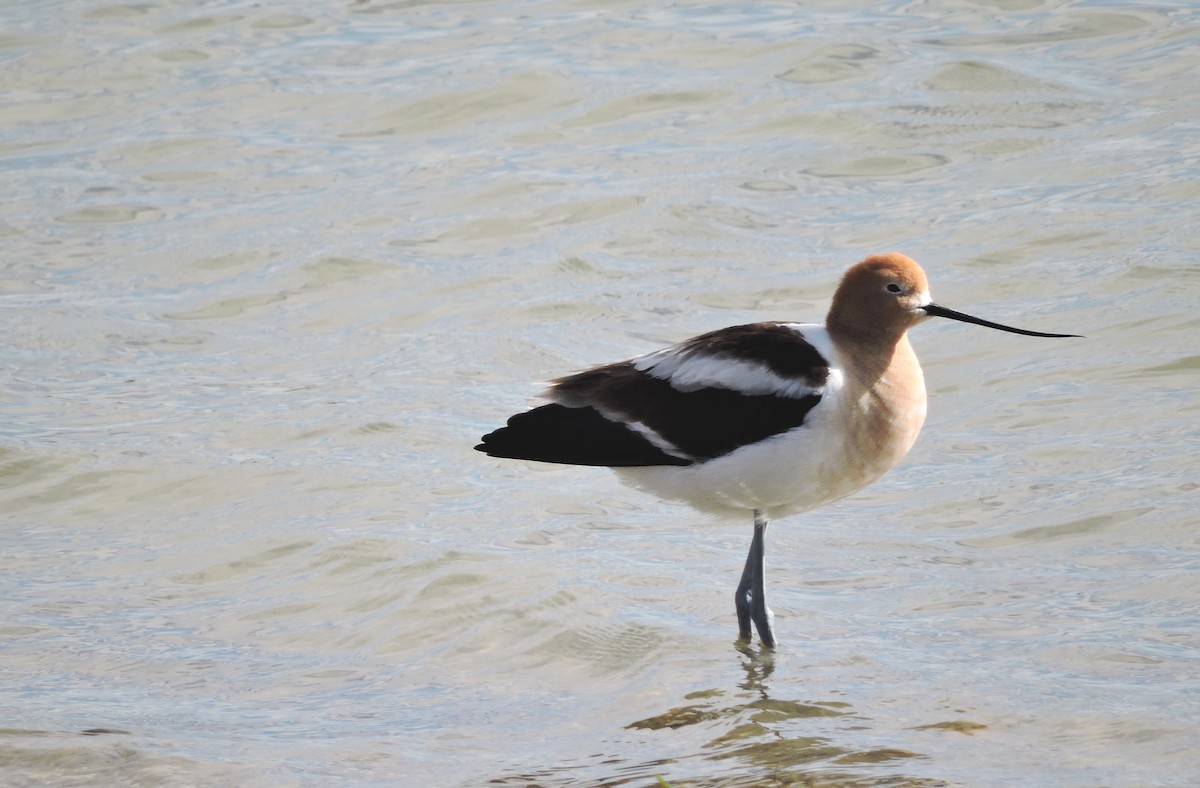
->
633, 323, 829, 400
626, 420, 692, 461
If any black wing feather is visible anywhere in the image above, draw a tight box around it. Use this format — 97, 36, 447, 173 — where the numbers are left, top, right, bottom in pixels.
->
476, 322, 829, 468
475, 403, 691, 467
550, 363, 821, 462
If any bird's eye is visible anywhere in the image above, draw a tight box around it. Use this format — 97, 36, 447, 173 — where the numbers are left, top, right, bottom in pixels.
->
885, 282, 903, 294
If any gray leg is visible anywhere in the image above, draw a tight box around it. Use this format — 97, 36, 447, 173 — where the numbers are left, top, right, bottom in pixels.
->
734, 510, 776, 649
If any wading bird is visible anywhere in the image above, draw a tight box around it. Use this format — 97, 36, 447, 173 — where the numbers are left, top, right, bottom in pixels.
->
476, 253, 1079, 648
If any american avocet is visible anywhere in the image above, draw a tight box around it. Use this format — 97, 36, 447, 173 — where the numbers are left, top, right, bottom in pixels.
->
476, 253, 1079, 649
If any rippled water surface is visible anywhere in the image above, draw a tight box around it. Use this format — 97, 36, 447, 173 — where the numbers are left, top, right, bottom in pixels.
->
3, 0, 1199, 785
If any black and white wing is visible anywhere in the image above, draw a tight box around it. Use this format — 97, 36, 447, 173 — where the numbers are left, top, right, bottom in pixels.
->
475, 322, 832, 467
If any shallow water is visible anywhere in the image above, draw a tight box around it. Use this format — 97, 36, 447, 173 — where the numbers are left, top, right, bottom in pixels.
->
2, 0, 1199, 785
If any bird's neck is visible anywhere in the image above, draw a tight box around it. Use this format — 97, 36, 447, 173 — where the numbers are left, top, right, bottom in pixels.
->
830, 329, 913, 388
835, 332, 928, 465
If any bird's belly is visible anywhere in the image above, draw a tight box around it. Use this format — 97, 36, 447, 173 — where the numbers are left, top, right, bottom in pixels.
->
613, 423, 892, 520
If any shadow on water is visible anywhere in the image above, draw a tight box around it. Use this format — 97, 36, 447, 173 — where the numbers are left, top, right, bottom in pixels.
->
487, 646, 953, 787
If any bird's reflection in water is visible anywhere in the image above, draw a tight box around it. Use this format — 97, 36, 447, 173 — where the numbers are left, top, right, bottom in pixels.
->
485, 647, 960, 786
734, 639, 776, 691
622, 648, 938, 785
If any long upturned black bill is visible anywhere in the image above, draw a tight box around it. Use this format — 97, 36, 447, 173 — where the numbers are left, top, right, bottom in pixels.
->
923, 303, 1082, 338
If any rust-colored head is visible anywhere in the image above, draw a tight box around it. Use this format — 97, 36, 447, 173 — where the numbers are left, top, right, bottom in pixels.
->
825, 253, 931, 343
826, 252, 1082, 344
